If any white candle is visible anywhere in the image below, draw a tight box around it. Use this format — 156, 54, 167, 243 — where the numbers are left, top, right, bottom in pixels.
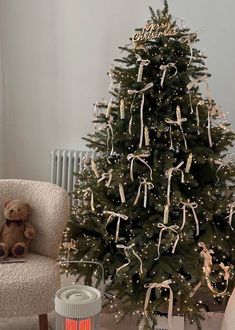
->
119, 183, 126, 203
176, 105, 182, 122
185, 153, 193, 173
120, 99, 125, 119
91, 159, 100, 178
106, 99, 112, 118
163, 205, 169, 224
144, 126, 150, 146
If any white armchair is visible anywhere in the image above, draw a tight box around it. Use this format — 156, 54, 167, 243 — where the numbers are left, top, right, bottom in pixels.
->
0, 179, 69, 330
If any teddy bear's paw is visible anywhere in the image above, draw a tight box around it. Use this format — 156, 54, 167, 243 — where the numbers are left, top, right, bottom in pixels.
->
25, 228, 36, 240
0, 243, 8, 259
12, 243, 27, 258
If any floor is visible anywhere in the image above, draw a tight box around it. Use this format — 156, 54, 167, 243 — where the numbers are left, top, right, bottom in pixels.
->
0, 312, 139, 330
0, 273, 224, 330
0, 311, 224, 330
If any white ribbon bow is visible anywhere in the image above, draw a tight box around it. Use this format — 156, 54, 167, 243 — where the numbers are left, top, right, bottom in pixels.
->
160, 63, 177, 88
205, 263, 230, 295
134, 178, 154, 208
187, 75, 212, 104
191, 244, 229, 297
63, 239, 78, 261
179, 32, 197, 64
144, 279, 174, 329
165, 162, 185, 205
116, 243, 143, 274
128, 82, 154, 148
198, 242, 214, 295
214, 159, 233, 185
220, 262, 230, 281
83, 188, 95, 212
225, 201, 235, 229
91, 159, 100, 178
206, 262, 230, 295
136, 55, 150, 82
103, 211, 128, 242
187, 74, 212, 136
179, 200, 199, 236
127, 153, 153, 182
165, 117, 188, 150
196, 100, 218, 144
156, 223, 180, 260
198, 242, 214, 276
98, 169, 113, 187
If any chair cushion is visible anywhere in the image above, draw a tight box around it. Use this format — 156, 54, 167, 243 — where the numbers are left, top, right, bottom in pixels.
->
0, 253, 61, 317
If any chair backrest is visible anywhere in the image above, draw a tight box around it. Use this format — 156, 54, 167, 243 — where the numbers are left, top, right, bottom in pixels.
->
0, 179, 70, 259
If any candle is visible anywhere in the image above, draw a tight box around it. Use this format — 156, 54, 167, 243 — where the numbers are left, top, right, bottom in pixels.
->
106, 99, 112, 118
144, 126, 150, 146
185, 153, 193, 173
119, 183, 126, 203
120, 99, 125, 119
91, 159, 100, 178
163, 205, 169, 224
176, 105, 182, 122
137, 64, 144, 82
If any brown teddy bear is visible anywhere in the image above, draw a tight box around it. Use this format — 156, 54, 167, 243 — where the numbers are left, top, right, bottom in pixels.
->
0, 199, 36, 259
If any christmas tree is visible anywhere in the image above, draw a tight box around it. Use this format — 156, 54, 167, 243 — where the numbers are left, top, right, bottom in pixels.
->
62, 1, 235, 328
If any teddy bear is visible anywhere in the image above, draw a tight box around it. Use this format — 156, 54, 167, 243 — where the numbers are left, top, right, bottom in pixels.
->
0, 199, 36, 259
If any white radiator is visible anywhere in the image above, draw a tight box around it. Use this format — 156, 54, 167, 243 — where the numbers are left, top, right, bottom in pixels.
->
50, 149, 93, 192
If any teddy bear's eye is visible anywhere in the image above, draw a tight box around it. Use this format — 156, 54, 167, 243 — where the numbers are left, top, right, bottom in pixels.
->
18, 209, 21, 211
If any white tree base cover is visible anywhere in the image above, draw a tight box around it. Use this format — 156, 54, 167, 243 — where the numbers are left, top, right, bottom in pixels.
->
221, 289, 235, 330
139, 314, 223, 330
187, 313, 224, 330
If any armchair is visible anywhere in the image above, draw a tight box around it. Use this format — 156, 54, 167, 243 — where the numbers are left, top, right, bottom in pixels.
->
0, 179, 69, 330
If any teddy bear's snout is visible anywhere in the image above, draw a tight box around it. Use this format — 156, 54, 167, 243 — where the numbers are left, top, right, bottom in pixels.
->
10, 208, 20, 215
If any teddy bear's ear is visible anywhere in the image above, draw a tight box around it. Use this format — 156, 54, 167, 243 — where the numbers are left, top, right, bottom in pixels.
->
25, 203, 31, 213
4, 200, 11, 208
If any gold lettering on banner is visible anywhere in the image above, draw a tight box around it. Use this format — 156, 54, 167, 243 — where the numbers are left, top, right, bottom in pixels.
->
133, 22, 177, 43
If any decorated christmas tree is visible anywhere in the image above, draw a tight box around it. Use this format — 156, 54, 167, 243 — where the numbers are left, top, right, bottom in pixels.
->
62, 1, 235, 328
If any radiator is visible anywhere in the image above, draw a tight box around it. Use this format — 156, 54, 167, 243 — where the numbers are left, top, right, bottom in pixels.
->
50, 149, 93, 192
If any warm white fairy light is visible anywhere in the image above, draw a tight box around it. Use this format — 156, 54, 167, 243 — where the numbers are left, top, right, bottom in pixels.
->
61, 7, 235, 326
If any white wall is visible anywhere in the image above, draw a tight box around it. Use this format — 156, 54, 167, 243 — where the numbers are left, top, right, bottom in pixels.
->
0, 42, 5, 178
0, 0, 234, 181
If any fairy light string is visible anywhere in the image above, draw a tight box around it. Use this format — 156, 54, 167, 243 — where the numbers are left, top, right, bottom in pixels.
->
64, 2, 235, 325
